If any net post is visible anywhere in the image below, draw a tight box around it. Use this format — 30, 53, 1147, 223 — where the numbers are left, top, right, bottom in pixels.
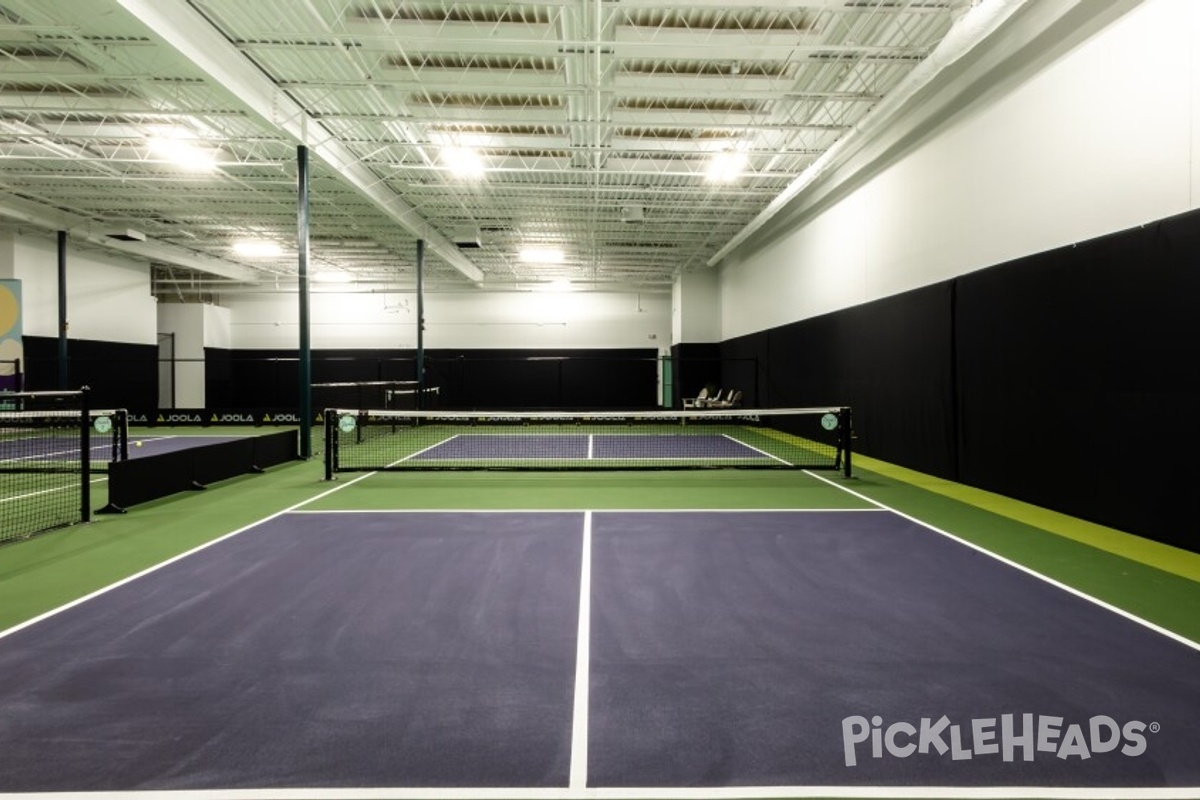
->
323, 410, 335, 480
116, 409, 129, 461
80, 386, 92, 522
840, 406, 853, 478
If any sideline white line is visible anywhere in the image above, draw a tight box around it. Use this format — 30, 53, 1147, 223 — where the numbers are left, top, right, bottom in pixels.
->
568, 510, 593, 790
719, 432, 791, 465
0, 470, 379, 642
803, 471, 1200, 653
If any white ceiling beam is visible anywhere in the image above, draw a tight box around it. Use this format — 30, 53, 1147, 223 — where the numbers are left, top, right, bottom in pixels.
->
0, 194, 263, 283
114, 0, 484, 284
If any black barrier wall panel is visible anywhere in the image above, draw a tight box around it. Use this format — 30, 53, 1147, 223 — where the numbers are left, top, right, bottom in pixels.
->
105, 431, 298, 511
725, 283, 956, 478
718, 208, 1199, 550
23, 338, 157, 408
670, 343, 720, 407
207, 348, 658, 410
955, 212, 1200, 549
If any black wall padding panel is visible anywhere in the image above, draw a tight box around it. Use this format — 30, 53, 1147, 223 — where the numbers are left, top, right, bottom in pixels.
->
23, 337, 157, 409
207, 348, 658, 410
671, 343, 721, 405
955, 213, 1199, 548
711, 207, 1200, 550
724, 282, 957, 478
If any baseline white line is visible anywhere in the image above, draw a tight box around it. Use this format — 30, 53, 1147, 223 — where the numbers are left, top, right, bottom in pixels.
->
569, 510, 593, 790
803, 470, 1200, 652
0, 470, 380, 642
287, 507, 883, 515
2, 784, 1197, 799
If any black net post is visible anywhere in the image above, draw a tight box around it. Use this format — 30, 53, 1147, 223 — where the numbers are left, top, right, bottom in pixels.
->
324, 411, 336, 480
80, 386, 91, 522
840, 406, 853, 478
116, 409, 129, 462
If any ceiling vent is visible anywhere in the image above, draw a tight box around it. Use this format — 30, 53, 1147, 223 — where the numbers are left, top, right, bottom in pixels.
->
106, 228, 146, 242
452, 227, 482, 248
620, 205, 645, 223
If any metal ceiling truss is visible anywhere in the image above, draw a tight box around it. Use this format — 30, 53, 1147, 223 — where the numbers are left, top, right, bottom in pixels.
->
0, 0, 1084, 296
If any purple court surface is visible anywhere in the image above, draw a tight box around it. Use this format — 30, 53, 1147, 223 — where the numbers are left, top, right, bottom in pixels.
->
413, 432, 770, 461
0, 509, 1197, 794
126, 434, 249, 458
0, 433, 246, 465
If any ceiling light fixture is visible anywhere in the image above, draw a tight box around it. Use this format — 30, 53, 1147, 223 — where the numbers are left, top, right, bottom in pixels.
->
442, 145, 486, 179
147, 134, 218, 172
520, 247, 564, 265
232, 239, 282, 258
314, 269, 353, 283
705, 151, 748, 183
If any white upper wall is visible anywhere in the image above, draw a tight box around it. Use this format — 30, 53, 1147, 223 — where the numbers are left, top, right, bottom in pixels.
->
1, 226, 671, 350
672, 270, 720, 345
2, 231, 157, 343
224, 289, 670, 350
719, 0, 1200, 339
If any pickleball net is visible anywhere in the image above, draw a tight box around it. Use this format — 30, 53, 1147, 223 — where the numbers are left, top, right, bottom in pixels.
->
1, 389, 129, 543
324, 406, 851, 478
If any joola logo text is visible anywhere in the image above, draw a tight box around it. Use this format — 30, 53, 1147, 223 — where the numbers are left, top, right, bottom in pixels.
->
842, 714, 1154, 767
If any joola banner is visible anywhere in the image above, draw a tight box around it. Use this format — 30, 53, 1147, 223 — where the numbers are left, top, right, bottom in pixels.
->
129, 409, 323, 426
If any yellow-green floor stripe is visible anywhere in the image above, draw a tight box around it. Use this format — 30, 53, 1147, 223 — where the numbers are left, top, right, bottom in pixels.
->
855, 455, 1200, 582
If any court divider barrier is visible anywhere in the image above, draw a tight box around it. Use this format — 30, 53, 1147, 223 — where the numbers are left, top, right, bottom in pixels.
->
99, 430, 299, 513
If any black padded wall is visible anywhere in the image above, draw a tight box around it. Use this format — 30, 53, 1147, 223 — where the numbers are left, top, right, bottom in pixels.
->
670, 343, 721, 406
712, 207, 1200, 550
23, 336, 157, 409
955, 212, 1199, 548
206, 347, 658, 410
723, 282, 957, 478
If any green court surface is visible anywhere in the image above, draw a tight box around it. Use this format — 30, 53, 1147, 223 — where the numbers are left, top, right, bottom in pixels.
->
2, 426, 1198, 648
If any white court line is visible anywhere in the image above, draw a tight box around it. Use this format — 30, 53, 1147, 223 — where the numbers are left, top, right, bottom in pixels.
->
718, 432, 792, 465
288, 507, 882, 514
569, 510, 593, 790
803, 470, 1200, 653
0, 474, 107, 506
6, 499, 1196, 799
393, 433, 462, 464
3, 783, 1198, 799
0, 470, 378, 642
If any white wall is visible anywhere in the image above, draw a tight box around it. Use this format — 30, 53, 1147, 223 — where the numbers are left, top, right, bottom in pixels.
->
203, 303, 231, 349
156, 303, 203, 406
224, 289, 670, 350
4, 231, 157, 343
719, 0, 1200, 339
672, 270, 720, 345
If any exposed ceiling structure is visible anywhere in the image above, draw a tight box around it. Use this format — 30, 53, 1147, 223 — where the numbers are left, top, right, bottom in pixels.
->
0, 0, 1032, 297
